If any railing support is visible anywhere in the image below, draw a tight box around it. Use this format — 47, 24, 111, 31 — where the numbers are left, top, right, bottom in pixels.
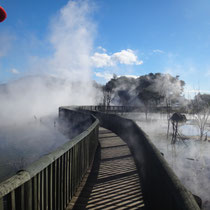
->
0, 108, 99, 210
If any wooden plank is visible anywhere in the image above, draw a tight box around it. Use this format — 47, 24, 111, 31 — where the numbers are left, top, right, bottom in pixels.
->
82, 141, 85, 176
33, 176, 37, 210
61, 155, 64, 210
64, 153, 67, 208
72, 148, 75, 195
53, 161, 57, 210
0, 197, 3, 210
66, 127, 145, 210
20, 185, 25, 210
87, 137, 90, 167
76, 144, 79, 187
10, 190, 16, 210
44, 168, 48, 210
0, 171, 30, 199
11, 191, 16, 210
80, 142, 83, 179
69, 149, 73, 200
37, 173, 41, 210
79, 143, 82, 182
25, 180, 32, 210
74, 146, 77, 192
84, 140, 86, 171
66, 151, 70, 204
49, 164, 53, 210
57, 158, 61, 210
41, 171, 44, 210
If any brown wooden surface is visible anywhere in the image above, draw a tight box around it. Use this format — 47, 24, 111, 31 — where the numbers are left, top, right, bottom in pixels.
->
66, 127, 145, 210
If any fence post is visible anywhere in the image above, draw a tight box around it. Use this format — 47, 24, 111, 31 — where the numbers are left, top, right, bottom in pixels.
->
25, 180, 32, 210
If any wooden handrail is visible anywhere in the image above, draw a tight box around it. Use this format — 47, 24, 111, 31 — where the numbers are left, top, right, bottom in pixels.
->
0, 108, 99, 210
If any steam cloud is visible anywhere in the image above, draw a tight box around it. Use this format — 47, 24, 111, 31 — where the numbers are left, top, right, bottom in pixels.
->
0, 0, 97, 124
125, 113, 210, 210
0, 0, 99, 181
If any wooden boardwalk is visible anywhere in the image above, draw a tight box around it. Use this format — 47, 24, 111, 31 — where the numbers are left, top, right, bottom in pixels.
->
67, 127, 145, 209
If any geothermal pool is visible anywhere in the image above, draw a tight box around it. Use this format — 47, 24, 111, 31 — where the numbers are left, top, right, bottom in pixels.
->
124, 112, 210, 210
0, 115, 68, 182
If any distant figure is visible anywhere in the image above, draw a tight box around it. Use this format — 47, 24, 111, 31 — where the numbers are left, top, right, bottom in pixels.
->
170, 113, 187, 123
170, 113, 187, 144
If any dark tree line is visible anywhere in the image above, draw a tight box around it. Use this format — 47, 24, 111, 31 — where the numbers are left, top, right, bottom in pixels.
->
100, 73, 185, 111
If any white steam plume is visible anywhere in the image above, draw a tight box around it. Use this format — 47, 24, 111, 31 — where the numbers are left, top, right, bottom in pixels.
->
0, 0, 99, 180
0, 0, 98, 125
48, 0, 95, 81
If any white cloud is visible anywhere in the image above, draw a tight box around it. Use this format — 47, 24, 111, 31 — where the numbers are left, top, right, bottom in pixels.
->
94, 72, 113, 81
91, 49, 143, 68
91, 53, 114, 68
153, 49, 164, 54
11, 68, 19, 74
97, 46, 107, 52
112, 49, 143, 65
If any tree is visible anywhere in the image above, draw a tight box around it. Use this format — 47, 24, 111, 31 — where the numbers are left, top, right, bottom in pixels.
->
192, 93, 210, 141
150, 74, 185, 137
99, 73, 186, 117
102, 75, 117, 106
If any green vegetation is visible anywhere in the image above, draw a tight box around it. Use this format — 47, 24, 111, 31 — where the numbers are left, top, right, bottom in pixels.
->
100, 73, 186, 110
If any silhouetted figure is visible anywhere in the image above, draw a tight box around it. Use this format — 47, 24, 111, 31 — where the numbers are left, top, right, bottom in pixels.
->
170, 113, 187, 144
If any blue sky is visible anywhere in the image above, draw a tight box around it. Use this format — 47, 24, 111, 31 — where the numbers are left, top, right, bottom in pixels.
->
1, 0, 210, 96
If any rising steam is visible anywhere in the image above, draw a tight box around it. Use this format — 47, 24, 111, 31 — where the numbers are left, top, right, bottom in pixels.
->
0, 0, 97, 124
0, 0, 98, 181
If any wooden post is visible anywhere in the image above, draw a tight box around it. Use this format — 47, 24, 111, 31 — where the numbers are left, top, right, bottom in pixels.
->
44, 168, 49, 210
25, 180, 32, 210
37, 173, 41, 210
64, 153, 67, 208
53, 161, 57, 209
11, 191, 16, 210
66, 151, 70, 204
33, 176, 38, 210
0, 198, 3, 210
69, 149, 73, 200
49, 165, 53, 210
57, 158, 61, 210
63, 151, 68, 208
41, 171, 44, 210
61, 155, 64, 210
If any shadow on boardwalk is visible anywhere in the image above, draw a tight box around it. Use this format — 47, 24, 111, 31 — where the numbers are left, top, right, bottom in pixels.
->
67, 128, 145, 210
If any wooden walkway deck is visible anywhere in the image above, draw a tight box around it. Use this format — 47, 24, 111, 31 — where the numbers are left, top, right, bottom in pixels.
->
67, 127, 145, 209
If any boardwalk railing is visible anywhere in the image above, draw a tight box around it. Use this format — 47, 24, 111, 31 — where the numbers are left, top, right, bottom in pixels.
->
0, 107, 99, 210
78, 105, 142, 112
80, 109, 200, 210
78, 105, 188, 113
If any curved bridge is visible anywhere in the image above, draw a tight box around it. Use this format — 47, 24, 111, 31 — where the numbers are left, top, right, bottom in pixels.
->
67, 127, 145, 209
0, 106, 200, 210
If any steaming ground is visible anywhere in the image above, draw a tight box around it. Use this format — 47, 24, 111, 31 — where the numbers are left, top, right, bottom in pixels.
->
0, 74, 99, 182
0, 112, 91, 183
0, 115, 68, 182
124, 112, 210, 210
